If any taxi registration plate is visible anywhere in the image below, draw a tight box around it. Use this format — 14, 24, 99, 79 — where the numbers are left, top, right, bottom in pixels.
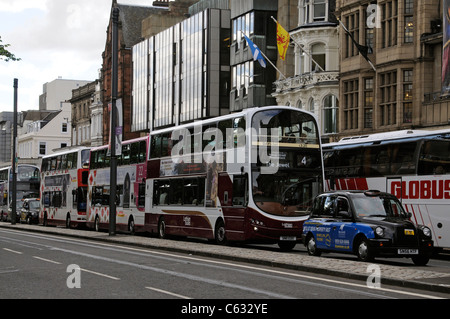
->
404, 229, 415, 235
398, 249, 418, 255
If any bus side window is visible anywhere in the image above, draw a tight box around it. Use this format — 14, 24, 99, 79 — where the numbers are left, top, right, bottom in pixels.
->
418, 140, 450, 175
232, 174, 248, 206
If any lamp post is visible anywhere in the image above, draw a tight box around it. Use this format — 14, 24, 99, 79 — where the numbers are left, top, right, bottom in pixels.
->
109, 7, 119, 236
11, 78, 18, 225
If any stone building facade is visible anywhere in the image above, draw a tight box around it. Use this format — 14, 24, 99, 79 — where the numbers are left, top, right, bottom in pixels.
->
335, 0, 449, 140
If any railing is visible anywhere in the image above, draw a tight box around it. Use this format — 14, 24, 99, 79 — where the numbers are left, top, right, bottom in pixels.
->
274, 71, 339, 93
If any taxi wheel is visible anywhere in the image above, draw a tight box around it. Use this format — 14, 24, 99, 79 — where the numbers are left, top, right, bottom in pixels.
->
306, 235, 321, 256
412, 255, 430, 266
356, 238, 374, 262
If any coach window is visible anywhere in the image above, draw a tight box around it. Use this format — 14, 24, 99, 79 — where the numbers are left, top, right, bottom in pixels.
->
418, 140, 450, 175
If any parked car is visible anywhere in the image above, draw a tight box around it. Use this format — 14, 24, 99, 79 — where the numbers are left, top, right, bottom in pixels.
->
302, 190, 434, 266
5, 200, 24, 222
20, 198, 40, 225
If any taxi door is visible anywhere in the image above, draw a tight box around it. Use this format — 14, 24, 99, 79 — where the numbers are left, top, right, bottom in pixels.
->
329, 196, 356, 252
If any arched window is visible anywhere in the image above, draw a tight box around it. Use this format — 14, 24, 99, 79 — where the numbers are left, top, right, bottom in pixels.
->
309, 98, 315, 112
323, 94, 338, 134
311, 43, 326, 72
296, 100, 303, 109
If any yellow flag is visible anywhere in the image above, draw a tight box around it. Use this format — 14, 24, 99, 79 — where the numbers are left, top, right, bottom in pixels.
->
276, 22, 290, 61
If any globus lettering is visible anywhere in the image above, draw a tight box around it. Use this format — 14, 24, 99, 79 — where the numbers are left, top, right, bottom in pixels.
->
390, 179, 450, 200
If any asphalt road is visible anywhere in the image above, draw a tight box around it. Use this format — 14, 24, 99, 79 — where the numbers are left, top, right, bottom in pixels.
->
0, 227, 447, 302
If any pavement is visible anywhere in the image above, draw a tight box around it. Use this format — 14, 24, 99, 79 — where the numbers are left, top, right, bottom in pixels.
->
1, 222, 450, 295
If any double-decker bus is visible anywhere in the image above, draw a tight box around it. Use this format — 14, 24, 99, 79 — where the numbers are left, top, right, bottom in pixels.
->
145, 106, 324, 250
322, 129, 450, 250
86, 136, 149, 233
40, 147, 90, 228
0, 164, 40, 221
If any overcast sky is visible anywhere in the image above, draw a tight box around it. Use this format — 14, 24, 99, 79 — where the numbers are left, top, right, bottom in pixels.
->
0, 0, 159, 113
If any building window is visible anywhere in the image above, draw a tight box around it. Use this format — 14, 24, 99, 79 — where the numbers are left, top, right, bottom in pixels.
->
39, 142, 46, 156
311, 43, 326, 71
403, 69, 413, 123
404, 0, 414, 43
313, 0, 327, 22
381, 0, 398, 48
379, 71, 397, 126
364, 78, 374, 129
300, 0, 328, 25
343, 79, 359, 130
62, 122, 68, 133
345, 12, 360, 58
323, 95, 338, 134
309, 98, 315, 113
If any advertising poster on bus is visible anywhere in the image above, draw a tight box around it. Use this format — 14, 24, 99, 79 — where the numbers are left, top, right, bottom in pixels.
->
443, 0, 450, 95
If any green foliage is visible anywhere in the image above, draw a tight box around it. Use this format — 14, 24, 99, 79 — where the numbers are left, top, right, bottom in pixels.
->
0, 36, 21, 62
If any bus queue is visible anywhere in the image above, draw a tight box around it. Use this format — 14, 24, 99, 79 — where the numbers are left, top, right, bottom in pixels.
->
1, 107, 449, 255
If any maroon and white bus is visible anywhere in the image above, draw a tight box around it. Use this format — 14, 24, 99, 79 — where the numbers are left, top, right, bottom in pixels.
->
323, 129, 450, 250
87, 136, 149, 233
144, 106, 324, 250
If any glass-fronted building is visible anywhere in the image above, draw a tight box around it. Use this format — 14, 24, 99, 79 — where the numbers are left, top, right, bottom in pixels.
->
230, 0, 278, 112
132, 7, 231, 132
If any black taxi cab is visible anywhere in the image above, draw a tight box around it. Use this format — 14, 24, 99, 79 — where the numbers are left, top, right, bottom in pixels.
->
302, 190, 433, 265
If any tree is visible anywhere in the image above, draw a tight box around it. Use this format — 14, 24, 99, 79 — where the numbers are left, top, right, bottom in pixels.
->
0, 36, 21, 62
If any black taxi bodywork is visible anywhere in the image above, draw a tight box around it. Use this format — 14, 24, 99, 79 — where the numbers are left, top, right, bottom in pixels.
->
302, 190, 434, 265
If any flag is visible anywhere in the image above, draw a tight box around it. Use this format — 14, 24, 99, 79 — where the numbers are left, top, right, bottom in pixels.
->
340, 20, 369, 60
276, 22, 290, 61
243, 34, 266, 68
338, 19, 375, 71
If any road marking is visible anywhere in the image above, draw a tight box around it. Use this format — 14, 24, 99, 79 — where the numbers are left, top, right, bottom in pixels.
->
33, 256, 62, 264
80, 268, 120, 281
0, 228, 446, 299
145, 286, 191, 299
3, 248, 22, 254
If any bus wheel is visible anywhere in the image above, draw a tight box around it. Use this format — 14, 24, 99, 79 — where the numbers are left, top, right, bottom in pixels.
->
158, 217, 166, 239
215, 219, 227, 245
94, 216, 100, 232
128, 217, 135, 235
66, 214, 71, 229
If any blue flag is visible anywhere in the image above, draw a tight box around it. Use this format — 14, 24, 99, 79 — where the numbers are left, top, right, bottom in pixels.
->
243, 34, 266, 68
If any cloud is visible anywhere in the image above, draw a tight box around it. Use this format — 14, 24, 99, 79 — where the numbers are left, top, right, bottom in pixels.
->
0, 0, 163, 112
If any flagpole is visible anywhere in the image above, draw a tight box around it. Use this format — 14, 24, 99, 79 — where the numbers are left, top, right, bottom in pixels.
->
337, 18, 376, 72
243, 33, 287, 80
271, 16, 325, 72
